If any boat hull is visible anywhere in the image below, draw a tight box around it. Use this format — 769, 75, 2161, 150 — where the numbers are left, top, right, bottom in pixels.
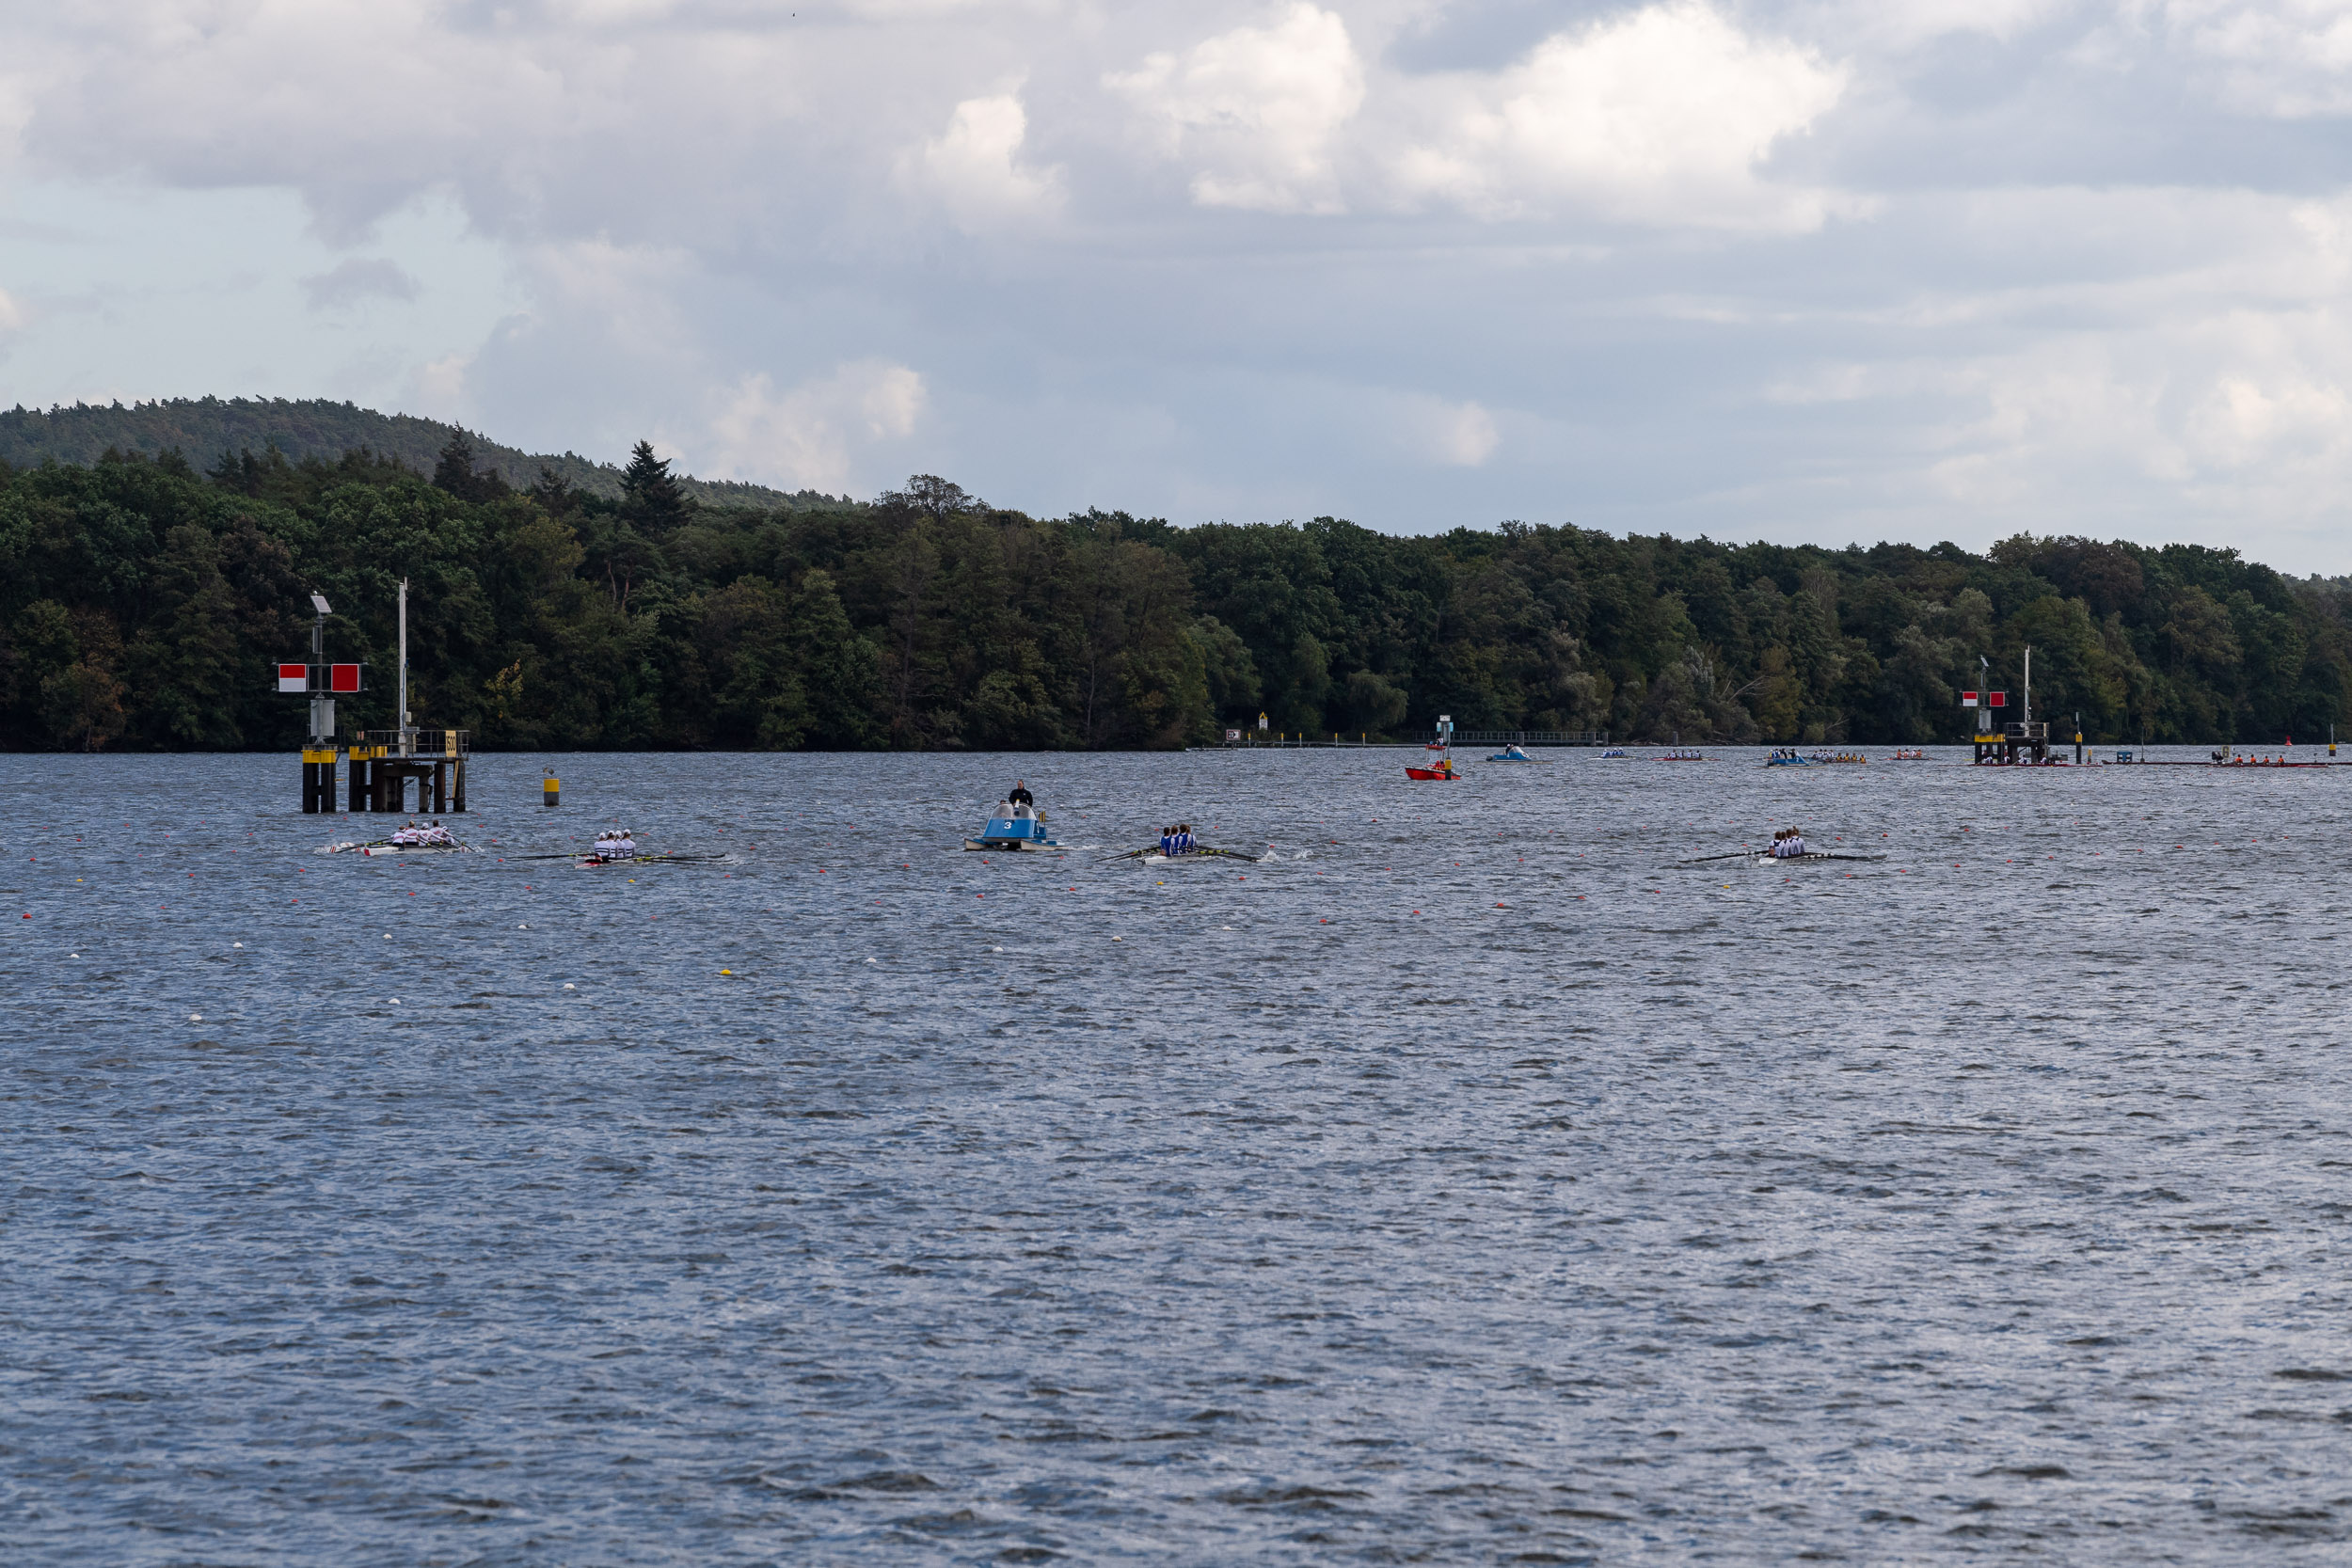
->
962, 838, 1057, 852
1747, 851, 1884, 865
326, 842, 470, 855
1404, 768, 1461, 781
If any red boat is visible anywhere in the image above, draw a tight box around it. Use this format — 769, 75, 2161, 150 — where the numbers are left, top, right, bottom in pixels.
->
1406, 756, 1462, 781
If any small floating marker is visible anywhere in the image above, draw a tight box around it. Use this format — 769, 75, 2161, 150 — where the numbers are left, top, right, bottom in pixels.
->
189, 1014, 202, 1022
563, 982, 576, 989
233, 942, 243, 948
518, 923, 529, 928
720, 969, 732, 975
1112, 936, 1121, 942
992, 945, 1004, 952
388, 998, 401, 1005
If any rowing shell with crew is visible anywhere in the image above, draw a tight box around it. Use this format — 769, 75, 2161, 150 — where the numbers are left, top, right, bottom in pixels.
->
323, 818, 470, 854
1109, 820, 1262, 864
1681, 826, 1886, 867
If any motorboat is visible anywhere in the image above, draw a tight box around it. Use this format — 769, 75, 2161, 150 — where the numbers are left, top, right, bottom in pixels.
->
963, 806, 1057, 851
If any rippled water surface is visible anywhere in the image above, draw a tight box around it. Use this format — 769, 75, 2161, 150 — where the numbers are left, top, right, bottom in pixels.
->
7, 747, 2352, 1564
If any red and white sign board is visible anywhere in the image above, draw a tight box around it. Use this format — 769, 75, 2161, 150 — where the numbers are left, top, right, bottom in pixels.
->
278, 663, 309, 693
1960, 689, 1979, 705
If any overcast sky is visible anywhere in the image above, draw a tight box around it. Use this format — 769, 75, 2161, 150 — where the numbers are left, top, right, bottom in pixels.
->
6, 1, 2352, 568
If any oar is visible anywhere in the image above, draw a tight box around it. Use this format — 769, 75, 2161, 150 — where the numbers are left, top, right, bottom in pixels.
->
1681, 848, 1761, 863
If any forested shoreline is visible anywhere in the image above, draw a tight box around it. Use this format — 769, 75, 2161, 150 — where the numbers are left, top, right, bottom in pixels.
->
2, 436, 2345, 752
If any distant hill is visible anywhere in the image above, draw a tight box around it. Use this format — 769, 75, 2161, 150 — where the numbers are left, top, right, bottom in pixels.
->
0, 396, 844, 511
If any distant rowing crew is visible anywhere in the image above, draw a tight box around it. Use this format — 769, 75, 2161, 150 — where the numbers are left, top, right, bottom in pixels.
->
585, 829, 638, 864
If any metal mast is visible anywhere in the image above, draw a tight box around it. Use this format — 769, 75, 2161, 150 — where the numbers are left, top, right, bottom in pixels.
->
309, 593, 333, 743
397, 577, 412, 757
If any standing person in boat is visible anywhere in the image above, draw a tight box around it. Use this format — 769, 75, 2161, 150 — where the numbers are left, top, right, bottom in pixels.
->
1008, 781, 1035, 819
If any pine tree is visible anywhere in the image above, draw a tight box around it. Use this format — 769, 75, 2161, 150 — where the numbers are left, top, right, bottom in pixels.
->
621, 440, 687, 531
432, 432, 480, 496
433, 431, 509, 502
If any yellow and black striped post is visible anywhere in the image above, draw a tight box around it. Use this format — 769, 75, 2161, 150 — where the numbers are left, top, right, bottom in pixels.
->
346, 746, 375, 813
300, 748, 337, 813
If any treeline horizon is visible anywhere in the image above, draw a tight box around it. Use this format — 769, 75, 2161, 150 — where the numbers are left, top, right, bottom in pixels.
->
2, 433, 2347, 752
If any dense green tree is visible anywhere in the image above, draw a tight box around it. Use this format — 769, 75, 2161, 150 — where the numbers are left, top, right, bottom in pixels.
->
3, 450, 2350, 752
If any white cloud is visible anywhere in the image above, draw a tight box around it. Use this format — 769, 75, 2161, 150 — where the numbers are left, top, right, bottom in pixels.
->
1108, 4, 1366, 214
704, 360, 928, 492
910, 92, 1062, 231
411, 352, 471, 420
0, 287, 24, 334
2137, 0, 2352, 116
1388, 3, 1851, 229
1415, 398, 1499, 466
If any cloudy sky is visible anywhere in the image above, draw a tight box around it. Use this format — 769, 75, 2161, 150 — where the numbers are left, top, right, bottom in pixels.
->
6, 1, 2352, 568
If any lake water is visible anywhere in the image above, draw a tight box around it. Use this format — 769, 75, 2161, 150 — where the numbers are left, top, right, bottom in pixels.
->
5, 747, 2350, 1564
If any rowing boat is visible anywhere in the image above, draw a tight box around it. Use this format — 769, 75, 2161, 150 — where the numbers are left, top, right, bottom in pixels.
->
1745, 850, 1885, 865
579, 851, 724, 866
323, 839, 471, 855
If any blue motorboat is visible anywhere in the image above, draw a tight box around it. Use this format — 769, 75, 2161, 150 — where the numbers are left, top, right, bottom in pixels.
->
1486, 744, 1543, 763
962, 809, 1057, 852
